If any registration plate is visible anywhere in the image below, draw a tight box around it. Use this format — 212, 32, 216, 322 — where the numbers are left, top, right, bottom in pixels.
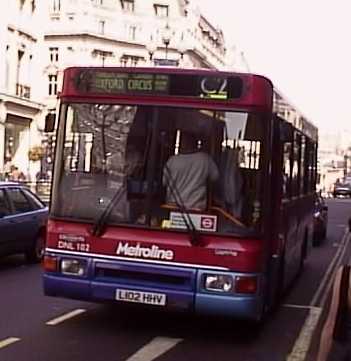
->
115, 289, 167, 306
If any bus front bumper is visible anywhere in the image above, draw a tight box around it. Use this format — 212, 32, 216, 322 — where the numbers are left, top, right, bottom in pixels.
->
43, 256, 264, 321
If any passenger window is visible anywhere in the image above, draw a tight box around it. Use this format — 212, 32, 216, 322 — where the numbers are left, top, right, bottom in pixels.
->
7, 188, 33, 214
0, 190, 11, 217
22, 189, 45, 210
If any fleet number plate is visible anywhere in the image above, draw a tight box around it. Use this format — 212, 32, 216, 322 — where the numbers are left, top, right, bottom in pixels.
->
115, 289, 167, 306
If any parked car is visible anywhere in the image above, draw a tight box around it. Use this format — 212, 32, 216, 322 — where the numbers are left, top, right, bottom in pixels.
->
313, 193, 328, 245
333, 180, 351, 198
0, 182, 48, 262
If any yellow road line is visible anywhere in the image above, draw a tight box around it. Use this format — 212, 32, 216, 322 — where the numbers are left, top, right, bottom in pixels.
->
311, 229, 349, 306
286, 230, 351, 361
286, 307, 322, 361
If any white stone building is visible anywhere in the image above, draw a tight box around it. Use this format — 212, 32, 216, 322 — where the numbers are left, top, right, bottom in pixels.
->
0, 0, 48, 180
42, 0, 227, 109
0, 0, 229, 180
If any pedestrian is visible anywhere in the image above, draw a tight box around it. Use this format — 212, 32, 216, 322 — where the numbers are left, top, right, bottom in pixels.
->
9, 165, 25, 181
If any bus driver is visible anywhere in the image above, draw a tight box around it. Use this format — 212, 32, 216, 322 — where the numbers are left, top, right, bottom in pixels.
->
162, 131, 219, 211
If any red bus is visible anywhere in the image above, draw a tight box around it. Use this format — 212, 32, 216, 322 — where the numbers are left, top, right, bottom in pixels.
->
43, 67, 318, 322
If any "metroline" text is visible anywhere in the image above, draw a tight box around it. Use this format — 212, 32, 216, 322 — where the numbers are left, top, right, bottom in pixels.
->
116, 242, 174, 260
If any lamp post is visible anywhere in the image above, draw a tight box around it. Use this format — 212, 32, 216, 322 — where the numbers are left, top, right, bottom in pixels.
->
177, 32, 188, 66
161, 23, 172, 59
146, 35, 157, 65
344, 147, 351, 178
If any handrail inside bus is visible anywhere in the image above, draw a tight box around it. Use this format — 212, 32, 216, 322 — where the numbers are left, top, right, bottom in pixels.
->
160, 204, 245, 228
210, 206, 246, 227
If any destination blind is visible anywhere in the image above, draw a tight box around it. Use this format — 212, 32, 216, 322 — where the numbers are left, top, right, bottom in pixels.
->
74, 69, 244, 99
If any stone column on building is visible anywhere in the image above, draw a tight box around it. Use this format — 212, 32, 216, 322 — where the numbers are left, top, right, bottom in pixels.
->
0, 102, 6, 174
0, 18, 7, 93
7, 33, 19, 96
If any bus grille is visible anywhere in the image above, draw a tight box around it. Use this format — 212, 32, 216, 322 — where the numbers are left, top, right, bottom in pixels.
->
94, 262, 195, 291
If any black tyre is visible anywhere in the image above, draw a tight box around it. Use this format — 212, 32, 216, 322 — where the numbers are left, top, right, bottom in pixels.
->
299, 236, 307, 272
26, 234, 45, 263
272, 255, 285, 311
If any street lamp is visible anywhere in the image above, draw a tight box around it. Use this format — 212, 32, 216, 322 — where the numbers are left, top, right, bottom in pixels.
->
146, 35, 157, 64
177, 32, 188, 63
161, 23, 172, 59
344, 147, 351, 178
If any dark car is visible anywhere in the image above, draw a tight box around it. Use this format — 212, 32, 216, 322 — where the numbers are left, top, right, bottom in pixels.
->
0, 182, 48, 262
333, 180, 351, 198
313, 193, 328, 245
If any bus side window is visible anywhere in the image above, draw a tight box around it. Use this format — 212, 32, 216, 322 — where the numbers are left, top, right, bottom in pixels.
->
291, 132, 302, 196
283, 142, 292, 198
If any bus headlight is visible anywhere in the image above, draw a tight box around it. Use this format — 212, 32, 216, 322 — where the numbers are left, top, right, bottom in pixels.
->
204, 274, 234, 292
61, 259, 86, 276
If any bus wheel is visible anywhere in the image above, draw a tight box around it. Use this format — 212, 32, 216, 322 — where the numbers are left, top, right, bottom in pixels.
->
274, 255, 285, 310
299, 232, 308, 273
257, 293, 269, 324
26, 233, 45, 263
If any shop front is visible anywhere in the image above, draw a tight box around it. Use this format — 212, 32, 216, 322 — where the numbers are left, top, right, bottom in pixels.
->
0, 97, 45, 182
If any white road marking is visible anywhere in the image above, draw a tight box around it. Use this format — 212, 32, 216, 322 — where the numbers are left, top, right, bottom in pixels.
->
46, 309, 86, 326
286, 231, 351, 361
0, 337, 20, 349
283, 304, 316, 310
125, 337, 182, 361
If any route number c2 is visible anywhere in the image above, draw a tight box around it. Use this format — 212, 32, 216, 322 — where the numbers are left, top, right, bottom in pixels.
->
200, 77, 227, 96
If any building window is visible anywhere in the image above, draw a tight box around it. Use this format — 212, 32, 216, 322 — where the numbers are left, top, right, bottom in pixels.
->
16, 50, 24, 85
92, 50, 113, 66
128, 25, 137, 40
49, 47, 59, 63
48, 75, 58, 95
98, 20, 105, 34
120, 0, 134, 12
120, 55, 144, 67
50, 0, 61, 12
154, 4, 169, 17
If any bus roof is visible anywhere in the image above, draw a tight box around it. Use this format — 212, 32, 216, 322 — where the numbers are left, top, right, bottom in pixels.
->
274, 88, 318, 141
59, 66, 274, 111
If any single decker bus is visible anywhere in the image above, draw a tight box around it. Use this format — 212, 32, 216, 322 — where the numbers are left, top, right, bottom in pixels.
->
43, 67, 318, 322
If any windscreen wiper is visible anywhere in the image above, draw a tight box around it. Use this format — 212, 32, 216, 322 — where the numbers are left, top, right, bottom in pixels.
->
90, 182, 127, 236
163, 164, 202, 246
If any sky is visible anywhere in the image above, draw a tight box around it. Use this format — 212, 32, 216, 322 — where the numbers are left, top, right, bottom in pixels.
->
196, 0, 351, 134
